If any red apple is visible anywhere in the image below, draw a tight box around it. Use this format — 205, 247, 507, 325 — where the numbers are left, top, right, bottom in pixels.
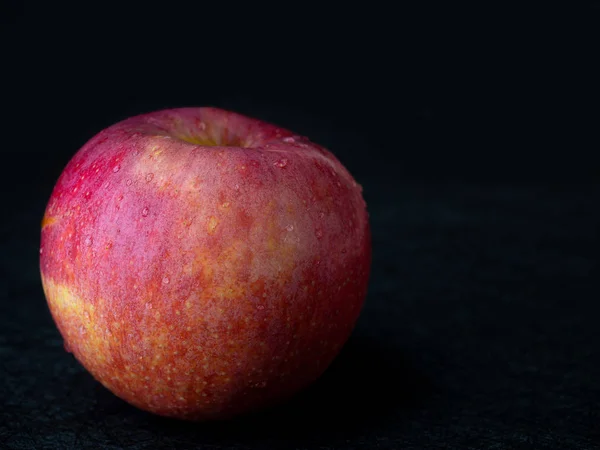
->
40, 107, 371, 420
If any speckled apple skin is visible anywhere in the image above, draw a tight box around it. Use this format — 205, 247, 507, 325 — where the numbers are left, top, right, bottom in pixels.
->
40, 107, 371, 420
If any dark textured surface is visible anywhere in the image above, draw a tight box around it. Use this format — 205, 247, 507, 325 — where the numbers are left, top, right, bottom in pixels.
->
2, 175, 599, 449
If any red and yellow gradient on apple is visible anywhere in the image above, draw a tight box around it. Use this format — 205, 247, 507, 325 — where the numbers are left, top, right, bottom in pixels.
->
40, 107, 371, 420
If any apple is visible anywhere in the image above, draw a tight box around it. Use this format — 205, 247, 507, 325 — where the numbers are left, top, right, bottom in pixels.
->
40, 107, 371, 420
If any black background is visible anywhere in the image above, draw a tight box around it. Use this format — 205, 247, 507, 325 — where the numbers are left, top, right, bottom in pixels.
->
1, 2, 599, 449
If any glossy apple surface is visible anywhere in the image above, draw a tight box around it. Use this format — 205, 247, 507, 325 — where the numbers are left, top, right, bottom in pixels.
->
40, 107, 371, 420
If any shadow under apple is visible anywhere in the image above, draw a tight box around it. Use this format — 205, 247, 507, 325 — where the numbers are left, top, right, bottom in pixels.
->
120, 333, 434, 446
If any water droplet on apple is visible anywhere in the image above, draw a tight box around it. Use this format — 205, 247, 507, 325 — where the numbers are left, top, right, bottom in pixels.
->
112, 165, 121, 173
315, 228, 323, 239
198, 121, 206, 131
162, 276, 170, 285
126, 179, 132, 186
84, 236, 93, 247
39, 248, 43, 255
84, 311, 91, 321
145, 302, 153, 310
257, 305, 265, 310
63, 341, 72, 353
146, 173, 154, 182
282, 136, 295, 143
274, 158, 288, 168
319, 212, 325, 219
285, 224, 294, 232
142, 207, 149, 217
234, 184, 240, 191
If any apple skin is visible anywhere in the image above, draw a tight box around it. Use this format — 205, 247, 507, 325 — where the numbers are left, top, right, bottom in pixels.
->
40, 107, 371, 420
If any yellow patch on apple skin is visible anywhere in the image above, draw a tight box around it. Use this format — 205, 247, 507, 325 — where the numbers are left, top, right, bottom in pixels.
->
187, 249, 215, 282
42, 275, 111, 368
151, 147, 164, 158
41, 275, 215, 409
41, 214, 58, 229
207, 216, 218, 234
